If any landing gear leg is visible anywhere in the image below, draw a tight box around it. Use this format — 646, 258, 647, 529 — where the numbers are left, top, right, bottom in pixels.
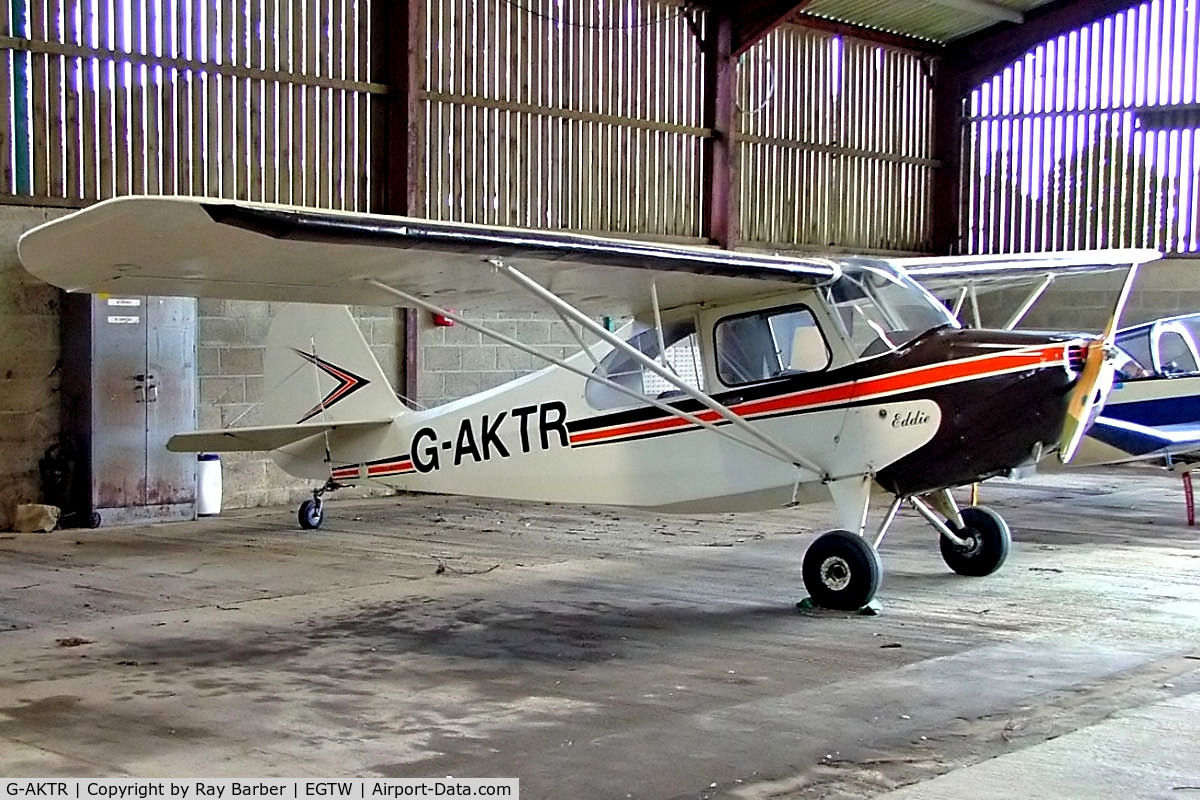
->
298, 480, 339, 530
801, 486, 1013, 611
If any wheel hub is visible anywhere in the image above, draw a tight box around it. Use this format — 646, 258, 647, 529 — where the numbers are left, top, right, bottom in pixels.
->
954, 531, 981, 556
820, 556, 852, 591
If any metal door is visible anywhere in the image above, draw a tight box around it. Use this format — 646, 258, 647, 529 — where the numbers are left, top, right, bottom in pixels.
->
144, 297, 196, 509
90, 295, 196, 524
91, 296, 150, 512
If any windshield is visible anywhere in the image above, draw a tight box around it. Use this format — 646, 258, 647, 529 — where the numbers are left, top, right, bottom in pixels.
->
821, 259, 958, 357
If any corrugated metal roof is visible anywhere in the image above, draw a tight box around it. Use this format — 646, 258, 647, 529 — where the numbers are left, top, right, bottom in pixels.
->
801, 0, 1058, 44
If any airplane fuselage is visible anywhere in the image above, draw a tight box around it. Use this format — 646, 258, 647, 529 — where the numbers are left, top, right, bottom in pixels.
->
275, 325, 1083, 514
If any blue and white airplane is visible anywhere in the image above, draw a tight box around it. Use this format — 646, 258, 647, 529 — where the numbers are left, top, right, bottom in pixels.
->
1079, 316, 1200, 466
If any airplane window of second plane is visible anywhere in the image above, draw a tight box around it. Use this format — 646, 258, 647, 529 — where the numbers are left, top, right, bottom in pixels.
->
1158, 330, 1199, 375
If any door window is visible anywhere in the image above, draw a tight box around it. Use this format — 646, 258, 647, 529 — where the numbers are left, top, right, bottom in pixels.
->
1115, 328, 1153, 371
714, 306, 829, 386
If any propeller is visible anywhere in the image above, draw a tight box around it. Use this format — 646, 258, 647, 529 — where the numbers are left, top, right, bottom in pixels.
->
1057, 263, 1142, 463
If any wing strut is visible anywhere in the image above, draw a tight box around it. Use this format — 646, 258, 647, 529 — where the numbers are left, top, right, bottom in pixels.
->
362, 277, 822, 476
548, 306, 604, 371
649, 281, 674, 376
491, 261, 826, 474
1002, 273, 1055, 330
951, 286, 968, 319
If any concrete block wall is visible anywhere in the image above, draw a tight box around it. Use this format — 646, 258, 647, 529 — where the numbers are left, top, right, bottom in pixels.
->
416, 309, 601, 408
0, 206, 67, 529
197, 300, 402, 509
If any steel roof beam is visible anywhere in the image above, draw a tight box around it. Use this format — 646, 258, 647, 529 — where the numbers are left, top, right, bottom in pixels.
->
948, 0, 1146, 85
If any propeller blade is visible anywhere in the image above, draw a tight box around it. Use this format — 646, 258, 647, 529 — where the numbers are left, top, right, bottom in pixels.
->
1058, 340, 1114, 463
1058, 263, 1141, 463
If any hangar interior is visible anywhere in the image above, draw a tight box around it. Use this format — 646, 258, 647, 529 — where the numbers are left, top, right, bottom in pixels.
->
1, 0, 1198, 525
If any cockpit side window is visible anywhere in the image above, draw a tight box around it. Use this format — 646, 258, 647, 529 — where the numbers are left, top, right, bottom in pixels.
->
1157, 330, 1199, 375
585, 319, 703, 409
714, 306, 829, 386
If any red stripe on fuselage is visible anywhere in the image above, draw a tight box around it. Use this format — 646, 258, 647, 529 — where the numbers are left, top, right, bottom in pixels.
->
366, 459, 413, 476
570, 343, 1069, 447
330, 459, 414, 481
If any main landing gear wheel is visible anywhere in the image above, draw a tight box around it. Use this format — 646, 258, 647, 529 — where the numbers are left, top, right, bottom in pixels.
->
802, 529, 883, 611
939, 505, 1010, 577
298, 498, 324, 530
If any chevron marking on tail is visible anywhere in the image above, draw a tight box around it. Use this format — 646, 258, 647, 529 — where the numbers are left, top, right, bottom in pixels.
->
292, 348, 372, 423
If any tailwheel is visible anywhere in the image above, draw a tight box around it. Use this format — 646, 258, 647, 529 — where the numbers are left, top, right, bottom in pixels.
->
802, 529, 882, 611
298, 497, 324, 530
298, 479, 343, 530
939, 505, 1010, 577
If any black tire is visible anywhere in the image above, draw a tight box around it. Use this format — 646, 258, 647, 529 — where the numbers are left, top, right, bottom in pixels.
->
298, 499, 324, 530
939, 505, 1010, 577
802, 529, 883, 611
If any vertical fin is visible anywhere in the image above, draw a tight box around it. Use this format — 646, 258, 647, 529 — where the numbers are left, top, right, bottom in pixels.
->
263, 304, 406, 426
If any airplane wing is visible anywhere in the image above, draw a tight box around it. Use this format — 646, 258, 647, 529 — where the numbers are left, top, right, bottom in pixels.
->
1083, 417, 1200, 464
1071, 373, 1200, 465
166, 419, 393, 452
18, 196, 840, 317
895, 249, 1161, 331
897, 249, 1161, 293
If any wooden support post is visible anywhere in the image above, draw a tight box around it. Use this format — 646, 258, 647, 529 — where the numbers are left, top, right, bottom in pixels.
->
930, 58, 964, 255
374, 1, 423, 408
701, 11, 737, 249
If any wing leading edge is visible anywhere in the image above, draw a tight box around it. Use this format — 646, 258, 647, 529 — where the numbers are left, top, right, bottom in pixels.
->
18, 196, 841, 317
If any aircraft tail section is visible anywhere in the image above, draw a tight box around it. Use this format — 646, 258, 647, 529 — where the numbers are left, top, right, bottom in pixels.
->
263, 303, 407, 426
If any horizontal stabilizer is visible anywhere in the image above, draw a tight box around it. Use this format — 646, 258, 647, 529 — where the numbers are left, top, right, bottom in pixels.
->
167, 419, 393, 453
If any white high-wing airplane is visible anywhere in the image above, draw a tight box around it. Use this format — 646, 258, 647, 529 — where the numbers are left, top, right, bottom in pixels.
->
18, 197, 1158, 610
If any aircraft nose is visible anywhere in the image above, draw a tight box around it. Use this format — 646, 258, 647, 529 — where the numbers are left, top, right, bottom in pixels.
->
1058, 336, 1118, 463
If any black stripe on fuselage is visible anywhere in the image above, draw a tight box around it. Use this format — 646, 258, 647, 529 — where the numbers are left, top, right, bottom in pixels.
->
568, 327, 1075, 437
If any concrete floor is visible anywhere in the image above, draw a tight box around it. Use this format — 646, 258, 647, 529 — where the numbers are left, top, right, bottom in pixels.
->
2, 467, 1200, 798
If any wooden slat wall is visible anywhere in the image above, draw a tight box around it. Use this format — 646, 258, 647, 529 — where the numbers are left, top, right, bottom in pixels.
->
421, 0, 708, 238
738, 25, 937, 252
0, 0, 380, 209
0, 6, 13, 193
964, 0, 1200, 255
